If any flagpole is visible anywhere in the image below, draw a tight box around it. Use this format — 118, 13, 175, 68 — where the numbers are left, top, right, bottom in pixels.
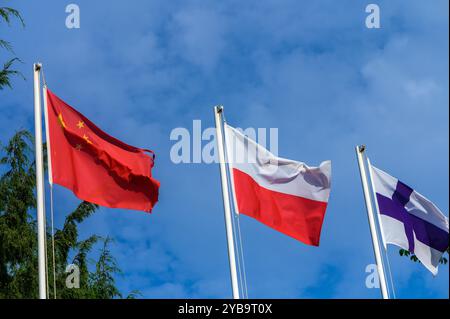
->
43, 84, 58, 299
34, 63, 47, 299
214, 106, 240, 299
367, 157, 397, 299
355, 145, 389, 299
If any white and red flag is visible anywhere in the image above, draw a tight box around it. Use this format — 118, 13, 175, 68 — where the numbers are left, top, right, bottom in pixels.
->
224, 123, 331, 246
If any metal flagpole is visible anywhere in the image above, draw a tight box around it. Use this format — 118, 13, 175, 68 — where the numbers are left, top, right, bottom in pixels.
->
355, 145, 389, 299
33, 63, 47, 299
367, 158, 396, 299
214, 106, 240, 299
42, 83, 57, 299
223, 122, 248, 299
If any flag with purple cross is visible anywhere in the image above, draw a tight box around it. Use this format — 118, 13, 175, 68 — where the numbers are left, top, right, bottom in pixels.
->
370, 164, 449, 275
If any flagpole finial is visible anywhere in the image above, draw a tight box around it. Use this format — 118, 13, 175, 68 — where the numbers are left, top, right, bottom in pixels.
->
358, 145, 366, 153
34, 63, 42, 71
215, 105, 224, 113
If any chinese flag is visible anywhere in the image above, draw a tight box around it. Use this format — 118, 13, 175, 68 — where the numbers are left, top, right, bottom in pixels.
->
45, 88, 160, 212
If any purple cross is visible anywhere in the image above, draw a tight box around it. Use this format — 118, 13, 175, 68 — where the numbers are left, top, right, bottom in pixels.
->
377, 181, 448, 253
377, 181, 415, 252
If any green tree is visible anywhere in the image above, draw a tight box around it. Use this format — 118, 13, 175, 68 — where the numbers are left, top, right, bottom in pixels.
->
1, 5, 133, 299
0, 130, 134, 298
0, 5, 24, 89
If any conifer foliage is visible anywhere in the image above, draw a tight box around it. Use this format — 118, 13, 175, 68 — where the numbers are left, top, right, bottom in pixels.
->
0, 131, 135, 298
0, 4, 24, 90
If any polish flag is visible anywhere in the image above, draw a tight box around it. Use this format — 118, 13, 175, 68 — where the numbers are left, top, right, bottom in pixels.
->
224, 124, 331, 246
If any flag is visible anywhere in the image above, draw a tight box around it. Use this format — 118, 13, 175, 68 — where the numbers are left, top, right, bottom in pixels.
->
224, 123, 331, 246
45, 88, 160, 212
370, 164, 449, 275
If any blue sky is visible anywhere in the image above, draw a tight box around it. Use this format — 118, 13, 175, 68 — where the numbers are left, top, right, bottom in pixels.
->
1, 0, 448, 298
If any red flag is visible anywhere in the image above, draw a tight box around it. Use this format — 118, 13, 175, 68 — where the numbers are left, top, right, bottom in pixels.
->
45, 88, 160, 212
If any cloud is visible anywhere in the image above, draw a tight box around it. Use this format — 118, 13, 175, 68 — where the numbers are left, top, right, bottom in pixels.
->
171, 7, 227, 72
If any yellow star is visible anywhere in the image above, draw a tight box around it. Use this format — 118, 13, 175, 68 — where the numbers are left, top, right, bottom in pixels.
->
75, 144, 82, 151
57, 113, 66, 128
77, 121, 85, 129
83, 134, 93, 145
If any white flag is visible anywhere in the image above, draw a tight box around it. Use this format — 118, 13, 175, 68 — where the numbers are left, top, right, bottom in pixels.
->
370, 164, 449, 275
